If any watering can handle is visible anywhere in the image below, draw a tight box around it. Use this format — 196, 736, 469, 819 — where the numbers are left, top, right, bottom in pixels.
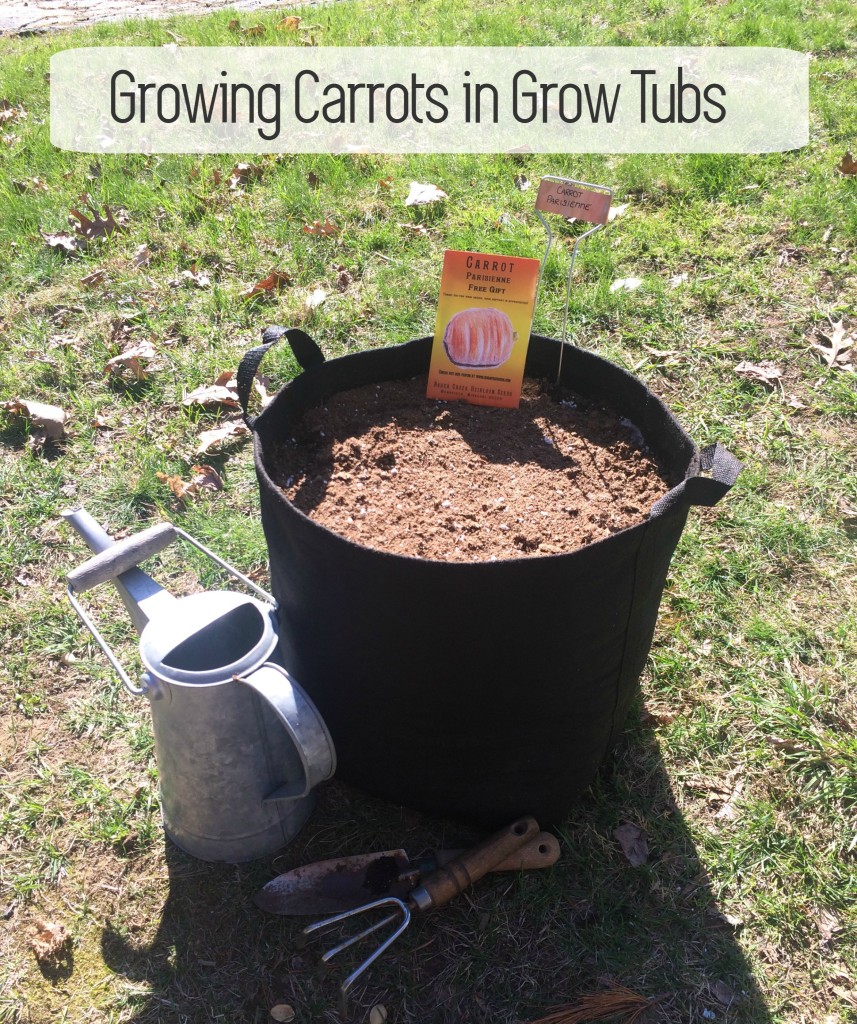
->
235, 664, 336, 801
236, 325, 326, 429
67, 523, 178, 593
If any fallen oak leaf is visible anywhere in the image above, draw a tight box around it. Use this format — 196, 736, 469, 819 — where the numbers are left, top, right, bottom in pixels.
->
0, 100, 24, 125
335, 268, 353, 291
104, 340, 156, 381
170, 264, 210, 289
196, 419, 250, 454
240, 270, 291, 300
1, 399, 66, 441
405, 181, 447, 206
131, 243, 151, 268
80, 269, 107, 287
242, 24, 266, 36
613, 822, 649, 867
836, 152, 857, 176
69, 202, 126, 241
156, 465, 223, 502
228, 162, 263, 190
607, 202, 629, 222
811, 320, 853, 369
40, 229, 84, 255
253, 375, 273, 409
276, 15, 301, 30
182, 371, 240, 410
734, 360, 784, 387
104, 342, 156, 382
813, 907, 843, 946
303, 218, 339, 236
12, 176, 48, 194
29, 919, 69, 963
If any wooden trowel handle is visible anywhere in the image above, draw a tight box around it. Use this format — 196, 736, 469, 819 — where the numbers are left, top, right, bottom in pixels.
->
436, 831, 560, 873
410, 816, 540, 912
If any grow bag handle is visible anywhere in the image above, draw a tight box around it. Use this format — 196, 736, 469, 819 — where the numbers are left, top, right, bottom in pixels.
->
237, 325, 326, 428
650, 443, 742, 517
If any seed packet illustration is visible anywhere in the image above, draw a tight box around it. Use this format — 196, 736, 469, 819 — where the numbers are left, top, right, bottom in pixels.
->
427, 249, 541, 409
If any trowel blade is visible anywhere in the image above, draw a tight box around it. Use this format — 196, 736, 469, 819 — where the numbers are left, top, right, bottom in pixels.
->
253, 850, 415, 915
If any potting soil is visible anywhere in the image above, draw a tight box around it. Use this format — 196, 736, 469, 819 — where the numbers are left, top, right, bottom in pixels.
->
270, 375, 673, 562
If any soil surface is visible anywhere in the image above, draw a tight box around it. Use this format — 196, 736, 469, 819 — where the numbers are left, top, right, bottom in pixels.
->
271, 376, 674, 562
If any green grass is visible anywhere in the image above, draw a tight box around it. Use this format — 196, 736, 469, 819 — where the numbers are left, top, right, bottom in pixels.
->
1, 1, 856, 1023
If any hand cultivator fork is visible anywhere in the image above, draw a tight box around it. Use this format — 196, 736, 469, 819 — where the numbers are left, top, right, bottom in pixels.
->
303, 816, 541, 1014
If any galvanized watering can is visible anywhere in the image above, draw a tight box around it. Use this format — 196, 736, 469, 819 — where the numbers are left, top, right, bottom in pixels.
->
63, 507, 336, 863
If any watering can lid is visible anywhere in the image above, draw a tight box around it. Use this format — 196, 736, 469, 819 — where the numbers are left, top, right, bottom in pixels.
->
139, 590, 279, 685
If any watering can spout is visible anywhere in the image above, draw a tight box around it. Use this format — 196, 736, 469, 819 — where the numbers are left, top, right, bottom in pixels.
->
61, 506, 177, 632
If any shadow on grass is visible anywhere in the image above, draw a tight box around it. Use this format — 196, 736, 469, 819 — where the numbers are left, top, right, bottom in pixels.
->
98, 715, 772, 1024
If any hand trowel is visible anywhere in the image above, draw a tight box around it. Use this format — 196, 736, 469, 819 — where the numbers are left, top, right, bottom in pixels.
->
254, 831, 560, 915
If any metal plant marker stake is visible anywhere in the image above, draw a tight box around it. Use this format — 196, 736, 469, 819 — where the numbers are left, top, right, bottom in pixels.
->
535, 176, 613, 383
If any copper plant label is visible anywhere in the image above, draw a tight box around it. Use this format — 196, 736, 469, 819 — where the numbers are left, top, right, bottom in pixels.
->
535, 179, 611, 224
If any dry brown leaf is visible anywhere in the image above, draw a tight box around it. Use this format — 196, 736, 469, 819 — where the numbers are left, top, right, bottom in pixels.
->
196, 419, 250, 455
29, 919, 69, 963
714, 780, 743, 821
171, 265, 210, 289
307, 171, 320, 188
41, 229, 84, 255
253, 376, 273, 409
0, 100, 23, 125
398, 222, 430, 236
378, 176, 393, 189
229, 162, 263, 190
242, 24, 266, 36
711, 981, 737, 1006
336, 268, 353, 291
227, 18, 241, 30
69, 200, 126, 241
514, 173, 531, 191
306, 287, 327, 309
811, 321, 853, 370
303, 218, 339, 236
13, 176, 48, 194
240, 270, 291, 300
2, 399, 66, 441
814, 907, 843, 946
104, 341, 156, 381
212, 168, 223, 186
183, 371, 240, 410
276, 15, 302, 30
734, 360, 784, 387
613, 822, 648, 867
836, 152, 857, 176
132, 243, 151, 268
81, 269, 106, 287
405, 181, 447, 206
157, 465, 223, 502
